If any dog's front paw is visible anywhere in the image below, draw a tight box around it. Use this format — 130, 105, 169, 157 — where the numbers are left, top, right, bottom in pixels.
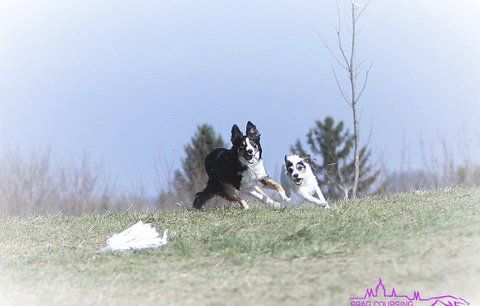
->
240, 201, 250, 210
271, 201, 285, 209
279, 192, 290, 202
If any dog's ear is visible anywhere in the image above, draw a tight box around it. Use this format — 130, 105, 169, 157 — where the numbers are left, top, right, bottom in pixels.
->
231, 124, 243, 145
302, 155, 311, 164
284, 155, 289, 166
246, 121, 260, 140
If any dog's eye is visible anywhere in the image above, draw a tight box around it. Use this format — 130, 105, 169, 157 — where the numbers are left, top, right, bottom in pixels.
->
287, 168, 293, 173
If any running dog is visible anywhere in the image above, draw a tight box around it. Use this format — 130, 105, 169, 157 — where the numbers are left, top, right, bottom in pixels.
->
193, 121, 289, 210
281, 154, 329, 207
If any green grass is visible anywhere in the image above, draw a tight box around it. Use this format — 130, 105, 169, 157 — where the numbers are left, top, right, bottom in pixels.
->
1, 187, 480, 305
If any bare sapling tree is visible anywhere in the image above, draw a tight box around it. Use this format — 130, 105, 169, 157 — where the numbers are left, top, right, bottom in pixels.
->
316, 0, 373, 199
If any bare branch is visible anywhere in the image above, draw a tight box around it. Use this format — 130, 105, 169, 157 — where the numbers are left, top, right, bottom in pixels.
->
349, 1, 356, 73
342, 7, 352, 33
354, 67, 363, 79
355, 0, 373, 21
356, 24, 366, 36
355, 61, 373, 103
336, 31, 351, 69
355, 57, 368, 72
332, 66, 352, 107
334, 0, 351, 69
314, 27, 348, 70
335, 0, 342, 33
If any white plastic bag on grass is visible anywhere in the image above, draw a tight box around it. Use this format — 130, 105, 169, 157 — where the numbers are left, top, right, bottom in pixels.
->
99, 221, 168, 253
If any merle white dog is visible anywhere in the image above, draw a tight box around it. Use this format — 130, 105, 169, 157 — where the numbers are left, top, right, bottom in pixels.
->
281, 154, 329, 207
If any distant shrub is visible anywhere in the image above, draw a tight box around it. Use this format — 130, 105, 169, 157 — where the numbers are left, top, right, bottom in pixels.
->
0, 147, 151, 215
156, 123, 224, 208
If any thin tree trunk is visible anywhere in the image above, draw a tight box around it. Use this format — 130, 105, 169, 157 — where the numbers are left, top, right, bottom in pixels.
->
349, 1, 360, 199
352, 107, 360, 199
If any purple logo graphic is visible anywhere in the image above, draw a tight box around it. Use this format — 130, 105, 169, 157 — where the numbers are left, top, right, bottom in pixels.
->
349, 278, 469, 306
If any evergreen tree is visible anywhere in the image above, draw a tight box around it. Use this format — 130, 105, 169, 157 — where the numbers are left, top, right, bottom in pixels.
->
292, 117, 378, 199
173, 124, 224, 201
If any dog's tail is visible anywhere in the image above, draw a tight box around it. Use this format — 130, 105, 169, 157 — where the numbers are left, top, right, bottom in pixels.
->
192, 180, 220, 210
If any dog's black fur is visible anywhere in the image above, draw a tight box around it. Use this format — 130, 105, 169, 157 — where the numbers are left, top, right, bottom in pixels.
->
192, 121, 262, 209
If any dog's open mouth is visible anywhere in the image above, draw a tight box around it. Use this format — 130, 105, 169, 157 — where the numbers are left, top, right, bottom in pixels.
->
245, 154, 255, 164
293, 178, 303, 185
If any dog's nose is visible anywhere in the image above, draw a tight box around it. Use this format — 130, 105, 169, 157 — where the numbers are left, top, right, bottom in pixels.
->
247, 149, 253, 155
293, 173, 298, 178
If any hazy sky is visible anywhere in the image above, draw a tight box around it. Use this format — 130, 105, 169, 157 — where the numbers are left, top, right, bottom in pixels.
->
0, 0, 479, 195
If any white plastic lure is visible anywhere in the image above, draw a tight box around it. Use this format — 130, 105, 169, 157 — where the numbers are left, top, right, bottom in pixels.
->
99, 221, 168, 253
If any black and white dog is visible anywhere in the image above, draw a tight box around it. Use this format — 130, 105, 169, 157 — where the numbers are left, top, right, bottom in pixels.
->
193, 121, 289, 210
281, 154, 329, 207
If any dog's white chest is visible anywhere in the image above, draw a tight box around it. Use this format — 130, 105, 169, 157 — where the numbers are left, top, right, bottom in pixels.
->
239, 159, 267, 189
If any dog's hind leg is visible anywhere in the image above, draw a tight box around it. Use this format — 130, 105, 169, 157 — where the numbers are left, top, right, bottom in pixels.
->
220, 184, 250, 210
193, 182, 218, 210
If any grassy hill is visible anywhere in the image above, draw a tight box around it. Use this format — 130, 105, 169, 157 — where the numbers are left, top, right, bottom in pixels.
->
1, 188, 479, 305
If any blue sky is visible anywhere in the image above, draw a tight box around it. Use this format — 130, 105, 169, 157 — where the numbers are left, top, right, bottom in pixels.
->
0, 0, 479, 195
